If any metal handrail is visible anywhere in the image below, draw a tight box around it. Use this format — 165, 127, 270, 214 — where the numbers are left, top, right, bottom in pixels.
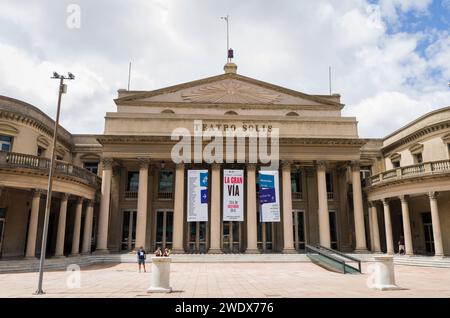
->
305, 244, 361, 274
315, 244, 362, 272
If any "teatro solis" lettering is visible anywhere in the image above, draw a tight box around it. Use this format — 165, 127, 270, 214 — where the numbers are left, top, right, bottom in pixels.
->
198, 122, 273, 132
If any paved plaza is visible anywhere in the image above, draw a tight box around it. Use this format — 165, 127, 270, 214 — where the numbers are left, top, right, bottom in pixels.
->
0, 262, 449, 298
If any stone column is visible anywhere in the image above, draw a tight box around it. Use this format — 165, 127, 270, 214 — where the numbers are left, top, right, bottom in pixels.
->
209, 163, 221, 253
135, 158, 149, 250
71, 197, 83, 256
428, 192, 444, 257
246, 164, 258, 253
382, 199, 394, 255
96, 158, 113, 252
400, 195, 414, 256
54, 194, 69, 257
351, 162, 367, 251
369, 202, 381, 253
316, 161, 331, 248
172, 163, 185, 253
282, 161, 295, 253
26, 189, 42, 258
81, 200, 94, 254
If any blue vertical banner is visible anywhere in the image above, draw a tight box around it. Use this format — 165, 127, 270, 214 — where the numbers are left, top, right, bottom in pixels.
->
258, 170, 280, 222
187, 170, 209, 222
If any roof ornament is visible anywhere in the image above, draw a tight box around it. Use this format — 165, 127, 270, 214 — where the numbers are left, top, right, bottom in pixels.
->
221, 14, 237, 74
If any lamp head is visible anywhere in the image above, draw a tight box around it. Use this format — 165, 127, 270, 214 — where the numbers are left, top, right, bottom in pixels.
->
68, 72, 75, 80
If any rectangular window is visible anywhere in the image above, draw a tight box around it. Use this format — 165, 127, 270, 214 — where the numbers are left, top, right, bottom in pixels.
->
392, 160, 400, 168
414, 153, 423, 164
291, 171, 302, 193
159, 171, 174, 193
37, 147, 45, 157
127, 171, 139, 191
360, 167, 371, 180
0, 136, 12, 152
56, 156, 63, 161
326, 172, 333, 193
83, 162, 99, 174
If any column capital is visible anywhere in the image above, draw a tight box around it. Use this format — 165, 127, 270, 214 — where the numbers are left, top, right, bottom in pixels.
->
315, 160, 327, 170
101, 158, 114, 169
281, 161, 292, 170
32, 189, 45, 197
349, 160, 361, 172
87, 200, 95, 208
176, 162, 185, 169
428, 191, 438, 200
112, 164, 122, 177
368, 201, 375, 208
76, 197, 84, 205
211, 162, 221, 170
381, 198, 390, 206
399, 195, 409, 203
246, 163, 256, 170
61, 193, 70, 201
137, 158, 150, 169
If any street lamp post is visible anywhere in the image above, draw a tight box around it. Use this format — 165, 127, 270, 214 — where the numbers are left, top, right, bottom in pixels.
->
35, 72, 75, 295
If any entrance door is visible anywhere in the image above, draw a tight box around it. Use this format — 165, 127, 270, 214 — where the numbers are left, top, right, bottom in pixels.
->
422, 212, 435, 255
0, 208, 5, 255
329, 210, 338, 250
187, 222, 208, 253
257, 212, 274, 252
154, 210, 173, 250
222, 221, 242, 253
121, 210, 136, 251
293, 210, 306, 251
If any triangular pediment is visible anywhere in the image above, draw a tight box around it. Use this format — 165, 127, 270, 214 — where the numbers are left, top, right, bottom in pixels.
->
116, 73, 341, 106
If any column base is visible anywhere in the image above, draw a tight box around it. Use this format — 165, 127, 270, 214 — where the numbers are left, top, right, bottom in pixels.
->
81, 252, 91, 256
25, 256, 38, 260
208, 249, 222, 254
69, 253, 80, 257
354, 248, 369, 254
52, 255, 66, 259
245, 249, 260, 254
147, 287, 172, 293
433, 254, 445, 259
282, 248, 297, 254
93, 249, 110, 255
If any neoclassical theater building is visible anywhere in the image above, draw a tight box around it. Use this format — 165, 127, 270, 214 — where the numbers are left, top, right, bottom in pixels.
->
0, 62, 449, 258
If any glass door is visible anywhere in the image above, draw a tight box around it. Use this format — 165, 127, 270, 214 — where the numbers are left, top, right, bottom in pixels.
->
187, 222, 208, 253
329, 210, 338, 250
222, 221, 242, 253
292, 210, 306, 251
121, 210, 136, 251
257, 212, 274, 252
422, 212, 435, 255
154, 210, 174, 250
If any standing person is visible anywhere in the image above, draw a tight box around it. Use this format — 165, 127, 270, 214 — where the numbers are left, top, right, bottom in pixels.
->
137, 246, 146, 273
398, 236, 405, 255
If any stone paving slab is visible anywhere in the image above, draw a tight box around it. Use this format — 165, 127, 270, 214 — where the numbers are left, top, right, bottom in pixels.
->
0, 262, 449, 298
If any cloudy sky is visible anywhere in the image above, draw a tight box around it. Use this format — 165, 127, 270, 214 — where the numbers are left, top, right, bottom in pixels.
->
0, 0, 449, 138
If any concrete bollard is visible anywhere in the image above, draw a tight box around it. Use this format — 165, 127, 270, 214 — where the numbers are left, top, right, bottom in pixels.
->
370, 255, 401, 290
147, 257, 172, 293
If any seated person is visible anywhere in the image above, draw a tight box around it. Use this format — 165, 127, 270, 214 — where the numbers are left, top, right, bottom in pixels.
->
154, 246, 162, 257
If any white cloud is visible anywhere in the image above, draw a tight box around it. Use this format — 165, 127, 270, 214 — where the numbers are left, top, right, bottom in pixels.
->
0, 0, 448, 138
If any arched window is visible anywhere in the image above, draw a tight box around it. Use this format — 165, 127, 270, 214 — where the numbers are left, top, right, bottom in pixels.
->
224, 110, 238, 115
161, 109, 175, 114
286, 112, 299, 117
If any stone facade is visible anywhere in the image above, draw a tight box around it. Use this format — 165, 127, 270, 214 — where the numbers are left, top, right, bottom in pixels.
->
0, 63, 449, 258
